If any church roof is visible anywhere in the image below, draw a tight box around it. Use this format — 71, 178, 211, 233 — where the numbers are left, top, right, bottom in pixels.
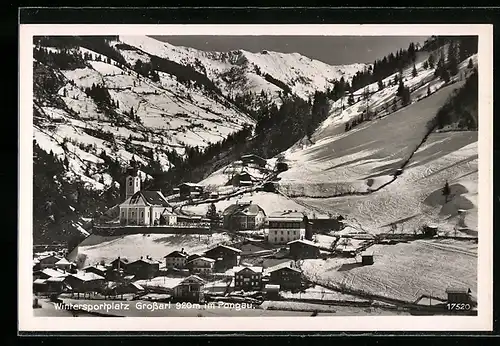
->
122, 191, 170, 207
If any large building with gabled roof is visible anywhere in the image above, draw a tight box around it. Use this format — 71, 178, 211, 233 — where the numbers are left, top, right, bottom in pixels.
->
118, 161, 173, 226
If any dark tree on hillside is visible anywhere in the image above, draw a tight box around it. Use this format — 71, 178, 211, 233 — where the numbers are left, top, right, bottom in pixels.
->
428, 54, 435, 69
347, 92, 355, 105
442, 181, 451, 202
447, 41, 459, 76
412, 64, 418, 77
423, 60, 429, 69
206, 203, 220, 231
397, 80, 405, 97
377, 79, 384, 91
468, 58, 474, 69
427, 84, 431, 96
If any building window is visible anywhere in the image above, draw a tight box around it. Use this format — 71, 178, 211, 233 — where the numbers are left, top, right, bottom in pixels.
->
141, 211, 144, 218
281, 237, 284, 242
129, 180, 132, 186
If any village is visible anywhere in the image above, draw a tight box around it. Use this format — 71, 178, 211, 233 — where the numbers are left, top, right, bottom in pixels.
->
32, 153, 476, 317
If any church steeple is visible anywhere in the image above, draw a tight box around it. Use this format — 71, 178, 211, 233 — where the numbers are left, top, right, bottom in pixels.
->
125, 156, 140, 199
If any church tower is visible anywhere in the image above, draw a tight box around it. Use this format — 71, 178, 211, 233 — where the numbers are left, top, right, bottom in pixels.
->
125, 157, 141, 199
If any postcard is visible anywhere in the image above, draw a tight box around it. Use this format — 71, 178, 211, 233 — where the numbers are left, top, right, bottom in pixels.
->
19, 22, 493, 332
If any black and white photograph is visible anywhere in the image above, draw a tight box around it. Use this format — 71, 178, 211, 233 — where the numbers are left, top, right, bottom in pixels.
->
19, 23, 493, 332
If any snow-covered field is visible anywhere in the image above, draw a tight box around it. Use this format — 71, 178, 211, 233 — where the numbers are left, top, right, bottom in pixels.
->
301, 239, 477, 303
180, 191, 329, 219
67, 232, 234, 267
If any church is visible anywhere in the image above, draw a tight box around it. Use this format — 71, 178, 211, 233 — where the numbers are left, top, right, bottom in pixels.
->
119, 162, 172, 226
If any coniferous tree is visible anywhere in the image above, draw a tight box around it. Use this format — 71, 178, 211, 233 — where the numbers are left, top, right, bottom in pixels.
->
467, 58, 474, 69
428, 54, 435, 69
442, 181, 451, 202
412, 64, 418, 77
377, 79, 384, 91
423, 60, 429, 69
447, 41, 459, 76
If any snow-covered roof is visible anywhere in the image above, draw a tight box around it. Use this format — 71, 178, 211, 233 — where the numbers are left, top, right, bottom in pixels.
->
33, 279, 47, 285
55, 258, 72, 265
178, 182, 203, 188
181, 275, 205, 284
40, 268, 67, 278
46, 276, 66, 283
130, 258, 161, 265
121, 191, 170, 207
233, 266, 263, 274
83, 264, 108, 272
38, 254, 62, 262
205, 244, 242, 254
187, 256, 216, 264
268, 210, 304, 221
287, 239, 318, 247
222, 203, 264, 217
164, 250, 189, 258
70, 272, 105, 281
265, 261, 301, 274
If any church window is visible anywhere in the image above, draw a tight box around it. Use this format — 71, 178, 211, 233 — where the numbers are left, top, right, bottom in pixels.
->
129, 179, 132, 186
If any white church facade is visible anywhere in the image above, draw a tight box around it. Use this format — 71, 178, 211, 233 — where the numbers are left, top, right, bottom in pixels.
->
118, 161, 208, 227
119, 165, 173, 226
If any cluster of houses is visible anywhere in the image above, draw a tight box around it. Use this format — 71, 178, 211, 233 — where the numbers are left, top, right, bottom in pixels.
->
32, 239, 316, 304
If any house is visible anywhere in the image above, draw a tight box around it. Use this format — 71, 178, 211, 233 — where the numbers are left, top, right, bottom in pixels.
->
172, 211, 207, 227
361, 252, 374, 265
240, 154, 267, 168
106, 282, 144, 297
186, 256, 215, 275
187, 254, 203, 262
173, 275, 206, 302
33, 279, 48, 293
222, 202, 266, 231
125, 257, 160, 280
335, 244, 357, 257
231, 172, 255, 187
45, 276, 68, 293
119, 189, 171, 226
36, 268, 67, 280
83, 264, 108, 277
110, 257, 129, 272
204, 244, 242, 271
263, 284, 280, 299
234, 266, 263, 291
232, 240, 275, 257
54, 257, 74, 272
288, 239, 321, 260
267, 210, 307, 245
37, 254, 62, 269
164, 249, 189, 269
446, 287, 472, 304
33, 276, 69, 294
267, 261, 302, 291
177, 182, 204, 200
64, 272, 106, 293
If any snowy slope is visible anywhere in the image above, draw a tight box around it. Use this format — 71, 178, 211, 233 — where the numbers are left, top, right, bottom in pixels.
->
118, 35, 369, 102
33, 42, 255, 192
197, 52, 479, 235
275, 54, 479, 235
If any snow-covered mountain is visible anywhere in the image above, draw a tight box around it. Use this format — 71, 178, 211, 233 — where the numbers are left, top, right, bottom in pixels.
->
119, 35, 368, 103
